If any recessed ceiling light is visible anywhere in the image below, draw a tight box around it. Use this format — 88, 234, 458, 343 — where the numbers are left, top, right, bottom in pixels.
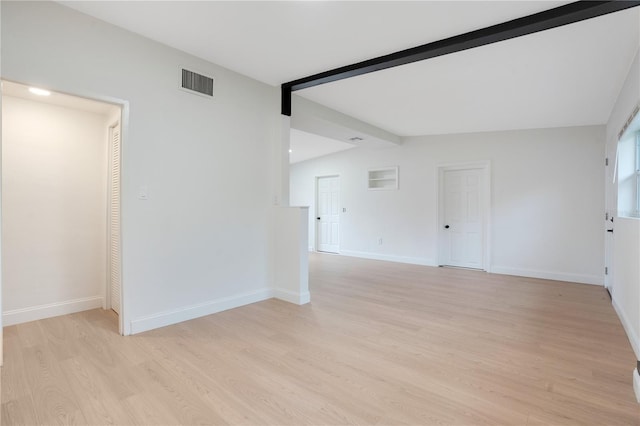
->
29, 87, 51, 96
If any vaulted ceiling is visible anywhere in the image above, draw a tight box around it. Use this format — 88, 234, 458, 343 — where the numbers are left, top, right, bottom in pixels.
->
59, 1, 639, 139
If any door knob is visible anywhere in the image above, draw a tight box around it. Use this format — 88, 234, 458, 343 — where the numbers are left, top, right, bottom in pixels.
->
444, 225, 450, 229
317, 217, 321, 220
607, 229, 614, 233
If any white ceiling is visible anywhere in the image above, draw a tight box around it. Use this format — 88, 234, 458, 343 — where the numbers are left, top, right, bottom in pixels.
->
2, 80, 120, 116
290, 129, 355, 164
300, 9, 640, 136
58, 1, 639, 139
59, 1, 569, 86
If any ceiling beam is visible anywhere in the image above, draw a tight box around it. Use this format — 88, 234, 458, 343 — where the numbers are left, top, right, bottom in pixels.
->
281, 0, 640, 116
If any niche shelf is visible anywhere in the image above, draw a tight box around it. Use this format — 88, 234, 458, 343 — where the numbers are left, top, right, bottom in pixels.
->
368, 167, 398, 190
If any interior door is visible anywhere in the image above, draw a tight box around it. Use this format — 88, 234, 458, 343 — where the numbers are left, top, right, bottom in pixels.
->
441, 168, 484, 269
109, 124, 121, 314
316, 176, 340, 253
604, 147, 617, 293
604, 212, 614, 292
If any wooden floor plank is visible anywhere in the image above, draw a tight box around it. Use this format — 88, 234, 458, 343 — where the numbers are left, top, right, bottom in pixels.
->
1, 253, 639, 424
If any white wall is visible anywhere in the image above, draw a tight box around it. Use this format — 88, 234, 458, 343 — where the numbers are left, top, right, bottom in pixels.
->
274, 207, 310, 305
2, 95, 108, 325
291, 125, 605, 285
613, 218, 640, 358
1, 1, 282, 334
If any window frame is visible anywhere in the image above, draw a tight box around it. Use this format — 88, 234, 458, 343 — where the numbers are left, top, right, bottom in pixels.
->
636, 134, 640, 215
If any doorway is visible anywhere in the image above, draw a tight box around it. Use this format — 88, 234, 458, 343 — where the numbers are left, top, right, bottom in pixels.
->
1, 80, 123, 332
316, 175, 340, 253
438, 163, 490, 270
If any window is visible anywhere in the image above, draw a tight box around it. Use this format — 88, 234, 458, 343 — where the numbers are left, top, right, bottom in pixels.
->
617, 131, 640, 218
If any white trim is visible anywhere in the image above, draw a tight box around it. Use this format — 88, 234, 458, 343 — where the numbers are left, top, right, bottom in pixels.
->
3, 296, 103, 326
129, 288, 272, 334
308, 246, 314, 252
436, 161, 491, 271
118, 101, 130, 336
274, 288, 310, 305
340, 250, 437, 267
633, 368, 640, 403
612, 296, 640, 360
491, 266, 602, 286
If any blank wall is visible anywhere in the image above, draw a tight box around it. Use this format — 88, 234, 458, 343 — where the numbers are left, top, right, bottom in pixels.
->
1, 1, 282, 334
2, 95, 108, 321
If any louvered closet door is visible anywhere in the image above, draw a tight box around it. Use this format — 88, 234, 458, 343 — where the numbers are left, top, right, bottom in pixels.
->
109, 124, 121, 314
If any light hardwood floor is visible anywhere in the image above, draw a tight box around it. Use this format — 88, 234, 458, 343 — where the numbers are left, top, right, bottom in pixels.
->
2, 253, 639, 425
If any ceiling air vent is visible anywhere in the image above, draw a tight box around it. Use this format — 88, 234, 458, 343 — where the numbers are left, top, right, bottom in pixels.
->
181, 68, 214, 97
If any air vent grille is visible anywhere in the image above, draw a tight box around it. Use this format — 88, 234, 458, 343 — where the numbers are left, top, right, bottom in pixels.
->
181, 69, 214, 97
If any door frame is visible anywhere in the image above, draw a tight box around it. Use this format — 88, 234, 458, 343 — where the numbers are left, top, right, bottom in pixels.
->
0, 78, 130, 336
315, 174, 340, 253
437, 161, 491, 271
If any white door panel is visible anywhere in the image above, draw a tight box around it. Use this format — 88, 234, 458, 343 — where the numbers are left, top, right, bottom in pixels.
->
317, 176, 340, 253
604, 147, 616, 292
441, 168, 485, 269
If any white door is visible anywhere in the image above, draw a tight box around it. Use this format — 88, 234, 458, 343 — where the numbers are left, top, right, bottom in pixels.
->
604, 149, 616, 293
604, 211, 614, 292
440, 168, 484, 269
316, 176, 340, 253
109, 124, 121, 314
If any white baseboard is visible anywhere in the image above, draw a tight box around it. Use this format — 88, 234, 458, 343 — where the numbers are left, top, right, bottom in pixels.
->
339, 250, 437, 267
130, 288, 273, 335
491, 266, 602, 286
634, 368, 640, 403
274, 288, 310, 305
308, 246, 314, 252
612, 297, 640, 361
3, 296, 103, 327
